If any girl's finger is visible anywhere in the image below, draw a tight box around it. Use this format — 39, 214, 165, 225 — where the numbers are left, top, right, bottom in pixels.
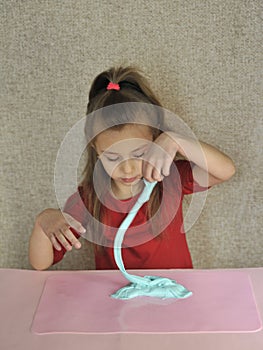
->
63, 213, 86, 234
161, 157, 172, 177
142, 160, 154, 182
143, 157, 161, 182
55, 230, 72, 251
49, 233, 62, 251
61, 226, 82, 249
152, 167, 163, 181
152, 159, 163, 181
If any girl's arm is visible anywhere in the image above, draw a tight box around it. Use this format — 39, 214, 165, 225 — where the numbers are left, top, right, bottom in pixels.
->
170, 134, 236, 187
143, 132, 236, 187
29, 208, 85, 270
29, 218, 54, 270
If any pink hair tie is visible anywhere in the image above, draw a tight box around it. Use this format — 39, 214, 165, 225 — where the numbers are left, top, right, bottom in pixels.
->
107, 82, 120, 91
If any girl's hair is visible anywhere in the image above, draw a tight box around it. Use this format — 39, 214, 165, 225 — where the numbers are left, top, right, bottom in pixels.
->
80, 65, 165, 248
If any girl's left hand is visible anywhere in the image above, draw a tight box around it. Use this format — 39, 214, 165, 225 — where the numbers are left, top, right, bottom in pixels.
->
142, 132, 179, 182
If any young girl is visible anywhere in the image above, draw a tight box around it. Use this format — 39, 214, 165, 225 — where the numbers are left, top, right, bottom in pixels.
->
29, 65, 235, 271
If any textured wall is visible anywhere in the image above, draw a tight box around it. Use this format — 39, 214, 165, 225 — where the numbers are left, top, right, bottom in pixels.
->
0, 0, 262, 270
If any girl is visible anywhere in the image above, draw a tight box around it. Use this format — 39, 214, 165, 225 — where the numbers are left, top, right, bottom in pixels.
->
29, 65, 235, 271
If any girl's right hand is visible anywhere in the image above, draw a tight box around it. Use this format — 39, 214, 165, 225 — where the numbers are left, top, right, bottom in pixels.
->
36, 208, 86, 252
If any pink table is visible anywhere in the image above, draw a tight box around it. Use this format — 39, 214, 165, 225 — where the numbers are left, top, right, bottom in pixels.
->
0, 268, 263, 350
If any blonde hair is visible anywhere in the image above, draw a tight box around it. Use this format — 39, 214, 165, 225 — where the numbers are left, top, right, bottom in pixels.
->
80, 65, 165, 249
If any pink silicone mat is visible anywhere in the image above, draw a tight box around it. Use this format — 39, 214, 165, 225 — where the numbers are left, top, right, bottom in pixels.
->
31, 270, 262, 334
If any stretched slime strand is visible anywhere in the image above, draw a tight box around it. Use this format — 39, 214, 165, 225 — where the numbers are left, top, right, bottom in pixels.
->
111, 179, 193, 300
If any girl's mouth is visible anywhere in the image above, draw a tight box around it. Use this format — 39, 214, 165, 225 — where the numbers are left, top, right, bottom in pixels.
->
121, 176, 139, 183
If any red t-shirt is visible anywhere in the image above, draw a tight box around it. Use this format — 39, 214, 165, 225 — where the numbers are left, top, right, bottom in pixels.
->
53, 160, 210, 269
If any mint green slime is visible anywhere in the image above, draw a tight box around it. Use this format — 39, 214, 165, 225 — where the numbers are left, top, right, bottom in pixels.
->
111, 179, 193, 300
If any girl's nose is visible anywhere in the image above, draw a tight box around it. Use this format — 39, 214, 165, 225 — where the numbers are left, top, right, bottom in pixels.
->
120, 159, 134, 174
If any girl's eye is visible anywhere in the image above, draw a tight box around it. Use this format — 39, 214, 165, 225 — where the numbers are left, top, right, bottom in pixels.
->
105, 156, 120, 162
133, 152, 145, 158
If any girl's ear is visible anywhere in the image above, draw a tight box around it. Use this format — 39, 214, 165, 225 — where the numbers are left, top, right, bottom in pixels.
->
90, 142, 100, 158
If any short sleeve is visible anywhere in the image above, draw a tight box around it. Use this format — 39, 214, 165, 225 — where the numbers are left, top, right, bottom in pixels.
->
175, 159, 211, 195
52, 187, 86, 265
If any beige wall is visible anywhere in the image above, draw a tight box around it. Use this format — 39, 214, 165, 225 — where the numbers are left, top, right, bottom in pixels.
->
0, 0, 262, 270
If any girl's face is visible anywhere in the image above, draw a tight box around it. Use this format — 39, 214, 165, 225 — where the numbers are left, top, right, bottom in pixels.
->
93, 124, 153, 197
